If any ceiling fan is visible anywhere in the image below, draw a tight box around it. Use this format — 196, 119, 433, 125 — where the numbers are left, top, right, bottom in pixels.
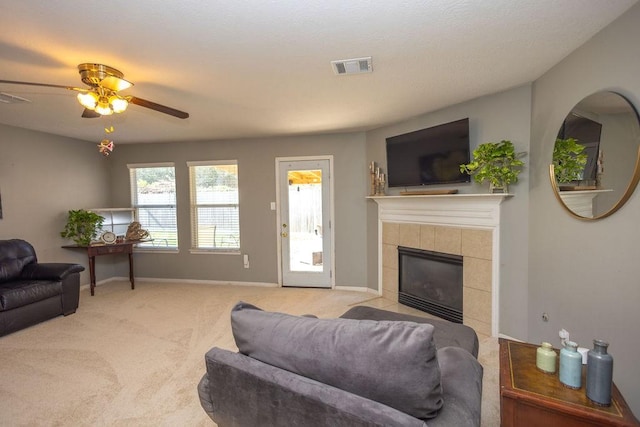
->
0, 63, 189, 119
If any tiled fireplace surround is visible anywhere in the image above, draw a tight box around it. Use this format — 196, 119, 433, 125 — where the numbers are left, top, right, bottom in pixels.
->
371, 194, 509, 339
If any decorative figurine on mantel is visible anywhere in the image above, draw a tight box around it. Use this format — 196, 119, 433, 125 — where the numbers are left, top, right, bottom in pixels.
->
369, 161, 386, 196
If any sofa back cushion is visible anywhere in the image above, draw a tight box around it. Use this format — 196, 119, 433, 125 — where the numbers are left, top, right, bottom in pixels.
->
231, 301, 443, 419
0, 240, 37, 283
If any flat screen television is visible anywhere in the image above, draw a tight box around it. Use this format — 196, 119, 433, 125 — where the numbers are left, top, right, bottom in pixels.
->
385, 118, 471, 187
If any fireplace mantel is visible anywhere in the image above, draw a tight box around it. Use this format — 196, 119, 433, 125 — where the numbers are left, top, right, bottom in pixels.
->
368, 194, 511, 227
369, 193, 512, 336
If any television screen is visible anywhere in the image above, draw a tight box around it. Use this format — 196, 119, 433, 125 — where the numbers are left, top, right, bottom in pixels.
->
385, 118, 471, 187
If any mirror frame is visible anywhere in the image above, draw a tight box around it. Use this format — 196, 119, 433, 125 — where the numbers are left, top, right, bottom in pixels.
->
550, 158, 640, 220
550, 90, 640, 220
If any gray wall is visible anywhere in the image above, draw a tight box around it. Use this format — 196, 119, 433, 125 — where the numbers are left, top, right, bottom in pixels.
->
529, 4, 640, 414
109, 132, 369, 287
0, 124, 111, 284
365, 85, 532, 338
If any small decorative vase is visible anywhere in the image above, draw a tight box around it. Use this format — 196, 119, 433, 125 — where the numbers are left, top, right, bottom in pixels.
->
586, 339, 613, 406
489, 181, 508, 194
559, 340, 582, 389
536, 342, 557, 374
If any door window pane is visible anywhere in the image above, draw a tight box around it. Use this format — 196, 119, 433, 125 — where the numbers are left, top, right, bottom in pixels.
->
287, 169, 323, 272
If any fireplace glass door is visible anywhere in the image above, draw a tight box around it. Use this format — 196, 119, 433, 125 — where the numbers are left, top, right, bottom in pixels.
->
398, 246, 463, 323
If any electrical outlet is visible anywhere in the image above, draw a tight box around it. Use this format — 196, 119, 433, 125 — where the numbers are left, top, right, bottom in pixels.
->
243, 254, 249, 268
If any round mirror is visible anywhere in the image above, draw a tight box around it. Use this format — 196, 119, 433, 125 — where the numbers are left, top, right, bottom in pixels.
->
550, 91, 640, 220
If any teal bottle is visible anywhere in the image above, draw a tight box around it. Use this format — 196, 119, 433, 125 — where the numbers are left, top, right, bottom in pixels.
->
559, 340, 582, 389
586, 340, 613, 406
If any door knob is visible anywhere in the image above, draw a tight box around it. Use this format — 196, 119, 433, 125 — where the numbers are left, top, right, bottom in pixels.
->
281, 231, 288, 238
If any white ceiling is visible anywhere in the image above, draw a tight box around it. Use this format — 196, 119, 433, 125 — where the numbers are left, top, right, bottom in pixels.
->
0, 0, 636, 144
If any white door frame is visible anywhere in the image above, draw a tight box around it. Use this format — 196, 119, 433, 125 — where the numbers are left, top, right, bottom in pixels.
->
275, 155, 335, 288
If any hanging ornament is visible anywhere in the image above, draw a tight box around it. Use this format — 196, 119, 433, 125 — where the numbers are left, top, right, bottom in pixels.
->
97, 126, 116, 156
98, 139, 114, 156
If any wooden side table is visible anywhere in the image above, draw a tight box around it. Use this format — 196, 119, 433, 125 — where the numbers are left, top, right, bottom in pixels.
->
63, 241, 139, 296
499, 338, 639, 427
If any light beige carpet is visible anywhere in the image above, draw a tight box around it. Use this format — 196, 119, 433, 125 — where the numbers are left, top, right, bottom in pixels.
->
0, 280, 500, 426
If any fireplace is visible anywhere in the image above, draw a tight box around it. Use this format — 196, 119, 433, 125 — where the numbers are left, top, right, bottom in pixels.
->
398, 246, 463, 323
372, 194, 506, 337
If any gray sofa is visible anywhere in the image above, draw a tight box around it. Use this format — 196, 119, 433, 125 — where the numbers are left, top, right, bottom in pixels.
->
198, 303, 483, 426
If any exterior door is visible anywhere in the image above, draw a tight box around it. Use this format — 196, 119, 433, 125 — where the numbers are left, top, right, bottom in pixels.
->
277, 157, 333, 288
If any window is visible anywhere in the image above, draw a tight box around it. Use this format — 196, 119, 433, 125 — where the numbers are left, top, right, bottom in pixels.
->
188, 160, 240, 251
128, 163, 178, 249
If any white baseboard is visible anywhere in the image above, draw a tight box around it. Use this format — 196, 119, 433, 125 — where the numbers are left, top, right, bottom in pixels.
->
334, 285, 379, 295
83, 277, 378, 293
136, 277, 279, 287
80, 276, 125, 290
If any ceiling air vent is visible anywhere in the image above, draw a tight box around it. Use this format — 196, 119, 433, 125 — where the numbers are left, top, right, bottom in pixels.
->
0, 92, 31, 104
331, 57, 372, 75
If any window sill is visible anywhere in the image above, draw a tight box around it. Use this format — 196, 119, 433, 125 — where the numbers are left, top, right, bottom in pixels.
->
189, 249, 241, 255
135, 248, 179, 254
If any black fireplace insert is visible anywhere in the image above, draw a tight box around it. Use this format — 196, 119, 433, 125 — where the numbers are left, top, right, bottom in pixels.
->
398, 246, 463, 323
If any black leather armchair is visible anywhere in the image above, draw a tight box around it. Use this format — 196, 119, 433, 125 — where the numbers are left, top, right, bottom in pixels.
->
0, 239, 84, 336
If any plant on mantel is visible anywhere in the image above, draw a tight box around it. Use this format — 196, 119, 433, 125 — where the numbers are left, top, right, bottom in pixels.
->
459, 140, 526, 193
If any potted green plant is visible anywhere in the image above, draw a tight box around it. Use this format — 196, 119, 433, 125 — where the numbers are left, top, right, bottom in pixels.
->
552, 137, 588, 184
60, 209, 104, 246
459, 140, 526, 193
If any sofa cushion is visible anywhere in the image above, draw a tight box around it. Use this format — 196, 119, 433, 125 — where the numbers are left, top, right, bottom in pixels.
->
427, 346, 483, 427
0, 280, 62, 311
231, 301, 443, 419
0, 239, 37, 283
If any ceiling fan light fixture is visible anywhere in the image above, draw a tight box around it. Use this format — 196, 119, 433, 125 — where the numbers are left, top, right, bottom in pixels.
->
109, 95, 128, 113
77, 91, 98, 109
95, 105, 113, 115
95, 96, 113, 115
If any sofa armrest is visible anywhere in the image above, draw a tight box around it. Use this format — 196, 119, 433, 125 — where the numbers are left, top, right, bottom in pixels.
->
20, 263, 84, 281
200, 347, 427, 427
427, 346, 483, 427
21, 263, 83, 315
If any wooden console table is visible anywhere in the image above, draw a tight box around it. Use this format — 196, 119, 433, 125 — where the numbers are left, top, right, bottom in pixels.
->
62, 241, 141, 296
500, 338, 639, 426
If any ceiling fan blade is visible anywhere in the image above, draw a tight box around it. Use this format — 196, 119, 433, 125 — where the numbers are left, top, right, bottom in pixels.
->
81, 108, 101, 118
0, 79, 87, 92
128, 96, 189, 119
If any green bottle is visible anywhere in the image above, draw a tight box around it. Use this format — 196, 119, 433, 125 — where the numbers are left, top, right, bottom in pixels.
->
536, 342, 557, 374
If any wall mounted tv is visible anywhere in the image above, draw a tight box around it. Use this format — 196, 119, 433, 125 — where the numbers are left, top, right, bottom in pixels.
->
385, 118, 471, 188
